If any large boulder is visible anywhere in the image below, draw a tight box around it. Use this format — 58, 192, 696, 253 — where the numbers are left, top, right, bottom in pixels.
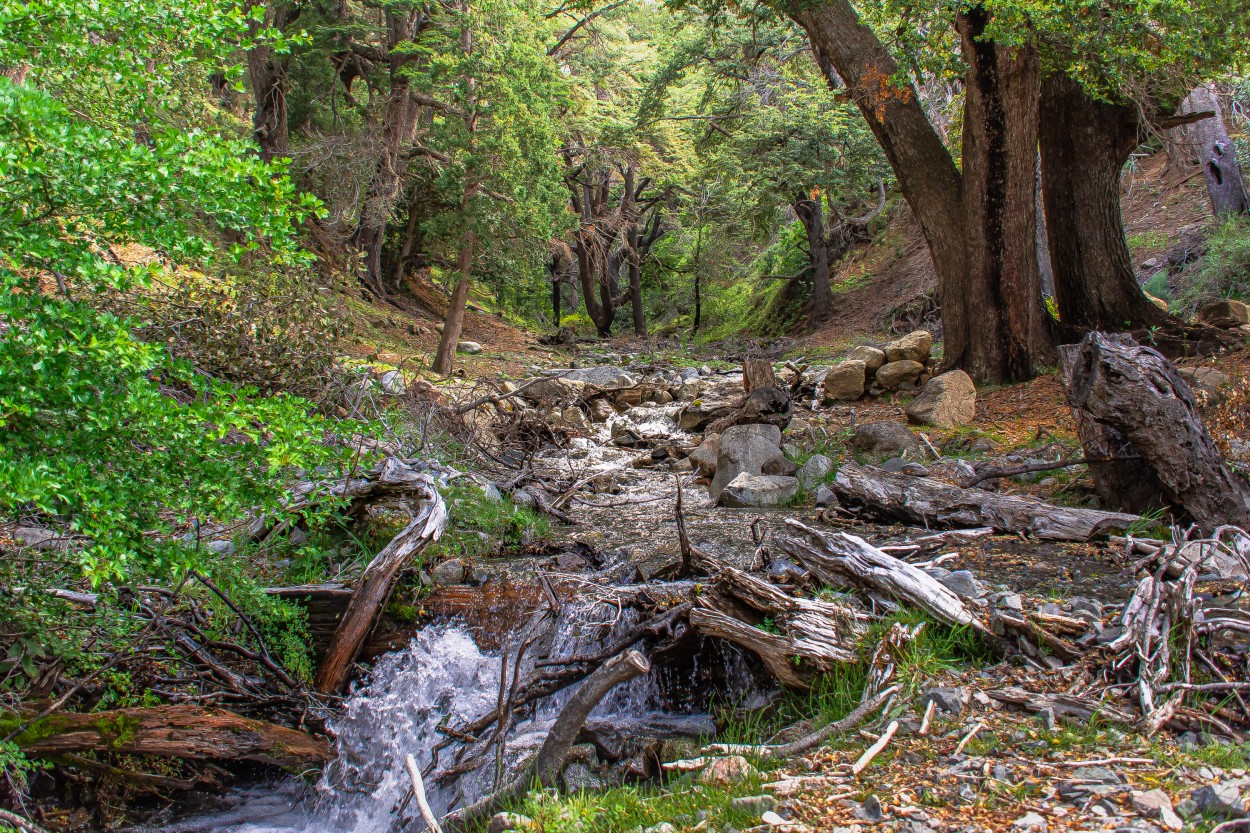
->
457, 341, 483, 355
719, 473, 800, 508
846, 345, 887, 373
1197, 299, 1250, 329
906, 370, 977, 428
688, 434, 721, 476
796, 454, 834, 489
884, 330, 933, 364
875, 360, 925, 391
564, 366, 641, 390
710, 423, 788, 500
520, 377, 588, 404
821, 360, 867, 403
849, 422, 921, 460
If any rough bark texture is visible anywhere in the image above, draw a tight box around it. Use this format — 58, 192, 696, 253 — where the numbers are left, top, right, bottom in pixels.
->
1058, 332, 1250, 530
793, 197, 833, 319
16, 706, 330, 767
954, 11, 1054, 380
1172, 85, 1250, 217
432, 231, 476, 376
742, 359, 778, 392
246, 4, 298, 163
831, 461, 1141, 541
315, 469, 448, 693
1039, 75, 1174, 331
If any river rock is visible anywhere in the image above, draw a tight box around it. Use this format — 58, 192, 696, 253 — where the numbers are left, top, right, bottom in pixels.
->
849, 421, 921, 460
719, 473, 799, 508
457, 340, 483, 354
589, 398, 616, 422
875, 360, 925, 390
906, 370, 977, 427
698, 755, 759, 786
689, 434, 721, 476
796, 454, 834, 489
562, 761, 603, 792
432, 558, 467, 585
520, 376, 588, 404
489, 812, 535, 833
1194, 782, 1246, 818
565, 366, 640, 390
379, 370, 407, 395
939, 570, 982, 600
1197, 299, 1250, 328
710, 423, 787, 500
847, 345, 887, 373
615, 388, 645, 409
885, 330, 933, 363
1132, 789, 1183, 830
821, 360, 867, 402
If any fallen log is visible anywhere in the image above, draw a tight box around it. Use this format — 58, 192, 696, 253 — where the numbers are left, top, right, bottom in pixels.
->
442, 650, 650, 831
832, 461, 1140, 541
1059, 331, 1250, 529
13, 705, 331, 767
316, 472, 447, 693
987, 688, 1136, 726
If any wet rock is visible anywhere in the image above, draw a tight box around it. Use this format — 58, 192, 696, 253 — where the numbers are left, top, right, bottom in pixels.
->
562, 761, 603, 792
1193, 783, 1246, 818
885, 330, 934, 364
720, 473, 800, 508
698, 755, 759, 786
689, 434, 721, 476
849, 422, 921, 460
207, 539, 235, 556
710, 424, 785, 500
815, 484, 837, 507
520, 376, 588, 404
796, 454, 834, 489
1197, 299, 1250, 328
1131, 789, 1183, 830
489, 812, 535, 833
457, 340, 483, 354
939, 571, 982, 600
432, 558, 466, 585
853, 795, 883, 822
730, 795, 778, 816
847, 345, 887, 373
922, 686, 967, 715
906, 370, 977, 428
876, 360, 925, 390
565, 366, 641, 389
379, 370, 407, 395
589, 398, 616, 423
821, 360, 867, 402
615, 388, 645, 409
1012, 812, 1047, 831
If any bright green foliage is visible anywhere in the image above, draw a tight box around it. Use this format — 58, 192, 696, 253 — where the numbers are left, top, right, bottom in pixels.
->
1173, 215, 1250, 310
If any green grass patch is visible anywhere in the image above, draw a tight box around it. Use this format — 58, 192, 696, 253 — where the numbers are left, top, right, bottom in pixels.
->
427, 481, 550, 561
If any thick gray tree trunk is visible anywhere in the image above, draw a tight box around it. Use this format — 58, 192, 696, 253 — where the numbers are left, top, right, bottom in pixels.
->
1171, 86, 1250, 217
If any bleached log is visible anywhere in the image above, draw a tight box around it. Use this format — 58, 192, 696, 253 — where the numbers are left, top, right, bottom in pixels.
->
851, 720, 898, 774
405, 753, 445, 833
832, 462, 1140, 541
987, 687, 1136, 725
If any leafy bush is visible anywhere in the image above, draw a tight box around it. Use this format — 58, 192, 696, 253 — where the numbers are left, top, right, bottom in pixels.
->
1173, 215, 1250, 310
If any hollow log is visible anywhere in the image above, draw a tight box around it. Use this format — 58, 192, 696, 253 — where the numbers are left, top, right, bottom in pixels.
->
832, 461, 1140, 541
316, 474, 448, 693
1058, 332, 1250, 530
14, 705, 330, 767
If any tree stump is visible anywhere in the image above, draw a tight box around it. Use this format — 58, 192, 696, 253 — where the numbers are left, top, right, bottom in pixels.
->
742, 359, 778, 392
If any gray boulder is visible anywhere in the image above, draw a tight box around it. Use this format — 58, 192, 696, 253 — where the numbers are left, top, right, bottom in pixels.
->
796, 454, 834, 489
849, 422, 921, 460
906, 369, 977, 428
688, 434, 721, 476
379, 370, 407, 395
719, 473, 799, 508
884, 330, 933, 364
875, 360, 925, 390
432, 558, 467, 585
456, 341, 483, 355
821, 360, 867, 402
710, 423, 786, 500
564, 366, 640, 390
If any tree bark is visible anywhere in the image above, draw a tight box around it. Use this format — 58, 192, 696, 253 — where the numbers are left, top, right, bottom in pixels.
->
16, 706, 330, 767
246, 3, 298, 163
1040, 75, 1175, 331
1172, 85, 1250, 217
432, 231, 475, 376
794, 197, 833, 319
954, 9, 1054, 381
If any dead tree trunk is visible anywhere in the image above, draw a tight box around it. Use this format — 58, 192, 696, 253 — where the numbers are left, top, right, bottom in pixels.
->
742, 359, 778, 392
15, 706, 330, 767
1058, 331, 1250, 530
1171, 85, 1250, 217
315, 472, 448, 693
793, 197, 833, 319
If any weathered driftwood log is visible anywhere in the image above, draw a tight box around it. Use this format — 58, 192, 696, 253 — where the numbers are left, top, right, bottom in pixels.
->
443, 650, 650, 831
743, 359, 778, 392
988, 688, 1136, 726
832, 462, 1140, 541
15, 705, 331, 767
1059, 332, 1250, 530
777, 521, 978, 629
316, 473, 447, 693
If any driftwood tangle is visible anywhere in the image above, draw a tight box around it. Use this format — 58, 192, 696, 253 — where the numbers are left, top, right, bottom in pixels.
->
1059, 331, 1250, 530
15, 705, 331, 767
832, 461, 1140, 541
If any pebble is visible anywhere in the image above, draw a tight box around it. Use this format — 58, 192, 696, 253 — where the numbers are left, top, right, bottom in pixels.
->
1012, 811, 1047, 831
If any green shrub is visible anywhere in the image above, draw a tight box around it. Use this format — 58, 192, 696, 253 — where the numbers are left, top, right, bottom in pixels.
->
1174, 215, 1250, 310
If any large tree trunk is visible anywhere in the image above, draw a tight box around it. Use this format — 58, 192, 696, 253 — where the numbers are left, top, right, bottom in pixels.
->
1172, 85, 1250, 217
246, 3, 298, 163
954, 10, 1054, 381
432, 232, 475, 376
793, 197, 833, 319
627, 224, 646, 336
1040, 75, 1175, 331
